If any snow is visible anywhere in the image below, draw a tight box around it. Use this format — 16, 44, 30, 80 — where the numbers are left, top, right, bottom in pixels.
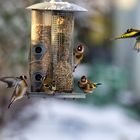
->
2, 99, 140, 140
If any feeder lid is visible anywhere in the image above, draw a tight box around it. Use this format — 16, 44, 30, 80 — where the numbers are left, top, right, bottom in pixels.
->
27, 0, 87, 12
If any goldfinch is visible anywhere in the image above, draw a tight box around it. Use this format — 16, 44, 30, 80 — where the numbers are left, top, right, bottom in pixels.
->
112, 28, 140, 40
73, 44, 84, 72
111, 28, 140, 52
41, 76, 56, 95
78, 75, 101, 94
1, 75, 28, 108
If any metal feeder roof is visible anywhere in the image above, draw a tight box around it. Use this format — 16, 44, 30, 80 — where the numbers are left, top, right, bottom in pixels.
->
27, 0, 87, 12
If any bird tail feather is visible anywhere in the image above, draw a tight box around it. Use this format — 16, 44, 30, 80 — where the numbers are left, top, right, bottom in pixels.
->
8, 97, 16, 109
96, 83, 102, 86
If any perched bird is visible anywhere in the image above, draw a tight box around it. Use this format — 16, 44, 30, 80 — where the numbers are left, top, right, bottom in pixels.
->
111, 28, 140, 40
73, 44, 84, 72
0, 75, 28, 108
41, 76, 56, 95
78, 75, 101, 94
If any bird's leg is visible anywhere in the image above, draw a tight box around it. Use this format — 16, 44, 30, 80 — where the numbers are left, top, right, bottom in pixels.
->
73, 65, 78, 72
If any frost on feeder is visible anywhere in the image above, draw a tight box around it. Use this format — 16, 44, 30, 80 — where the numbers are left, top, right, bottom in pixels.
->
27, 0, 87, 97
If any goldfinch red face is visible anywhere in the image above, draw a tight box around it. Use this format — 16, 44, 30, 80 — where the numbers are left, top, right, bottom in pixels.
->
76, 44, 84, 53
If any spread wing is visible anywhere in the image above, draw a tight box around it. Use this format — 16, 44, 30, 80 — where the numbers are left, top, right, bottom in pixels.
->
111, 28, 140, 40
0, 77, 20, 88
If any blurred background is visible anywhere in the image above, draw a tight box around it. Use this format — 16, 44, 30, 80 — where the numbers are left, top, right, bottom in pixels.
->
0, 0, 140, 139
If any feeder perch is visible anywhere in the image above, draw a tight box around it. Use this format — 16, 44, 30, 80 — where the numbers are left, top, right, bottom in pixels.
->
27, 0, 87, 98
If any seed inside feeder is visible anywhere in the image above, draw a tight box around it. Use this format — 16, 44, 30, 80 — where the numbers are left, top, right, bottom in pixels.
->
27, 1, 87, 94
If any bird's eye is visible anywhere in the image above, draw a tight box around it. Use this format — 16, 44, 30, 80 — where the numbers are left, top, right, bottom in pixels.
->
20, 76, 23, 79
77, 45, 82, 51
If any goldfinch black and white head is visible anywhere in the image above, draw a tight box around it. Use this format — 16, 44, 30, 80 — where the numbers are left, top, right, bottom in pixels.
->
80, 75, 88, 84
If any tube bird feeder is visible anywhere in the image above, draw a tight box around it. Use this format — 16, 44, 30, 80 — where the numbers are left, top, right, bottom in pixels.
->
27, 0, 87, 98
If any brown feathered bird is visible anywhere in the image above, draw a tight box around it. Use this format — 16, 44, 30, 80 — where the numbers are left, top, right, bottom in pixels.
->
73, 44, 84, 72
0, 75, 28, 108
41, 76, 56, 95
78, 75, 101, 94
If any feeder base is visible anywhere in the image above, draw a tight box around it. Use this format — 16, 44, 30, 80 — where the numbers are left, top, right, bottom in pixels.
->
26, 92, 86, 99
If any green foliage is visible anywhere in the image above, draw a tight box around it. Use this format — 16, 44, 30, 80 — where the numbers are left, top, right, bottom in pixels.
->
76, 63, 129, 106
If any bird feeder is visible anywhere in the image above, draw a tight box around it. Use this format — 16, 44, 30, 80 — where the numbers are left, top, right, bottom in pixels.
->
27, 0, 87, 98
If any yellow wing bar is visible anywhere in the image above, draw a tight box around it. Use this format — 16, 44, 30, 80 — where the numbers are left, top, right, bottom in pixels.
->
111, 28, 140, 40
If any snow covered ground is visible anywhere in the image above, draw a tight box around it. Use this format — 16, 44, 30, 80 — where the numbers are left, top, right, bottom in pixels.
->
1, 99, 140, 140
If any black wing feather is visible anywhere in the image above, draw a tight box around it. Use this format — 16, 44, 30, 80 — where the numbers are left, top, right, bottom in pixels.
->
0, 77, 20, 88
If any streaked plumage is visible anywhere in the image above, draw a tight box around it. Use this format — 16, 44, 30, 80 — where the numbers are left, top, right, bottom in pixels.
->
73, 44, 84, 72
7, 75, 28, 108
112, 28, 140, 40
41, 76, 56, 95
78, 75, 101, 94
